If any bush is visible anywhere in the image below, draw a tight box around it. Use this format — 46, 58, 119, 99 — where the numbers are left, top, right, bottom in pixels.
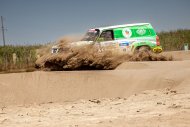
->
0, 45, 41, 71
158, 29, 190, 51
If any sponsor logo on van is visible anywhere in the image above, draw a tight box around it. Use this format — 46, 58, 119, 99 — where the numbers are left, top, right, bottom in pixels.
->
136, 28, 146, 35
122, 28, 132, 38
119, 41, 129, 46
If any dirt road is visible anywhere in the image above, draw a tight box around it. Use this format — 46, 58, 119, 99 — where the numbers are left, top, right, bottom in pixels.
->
0, 51, 190, 127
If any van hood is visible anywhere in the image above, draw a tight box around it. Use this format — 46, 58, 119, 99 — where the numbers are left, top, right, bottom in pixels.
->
70, 41, 94, 47
51, 41, 94, 53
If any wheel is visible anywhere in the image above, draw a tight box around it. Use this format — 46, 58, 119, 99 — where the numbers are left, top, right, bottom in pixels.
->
138, 46, 150, 52
134, 46, 150, 54
133, 46, 151, 61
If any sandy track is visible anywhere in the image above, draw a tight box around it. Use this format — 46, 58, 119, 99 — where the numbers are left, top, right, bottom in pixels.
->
0, 51, 190, 127
0, 60, 190, 106
1, 89, 190, 127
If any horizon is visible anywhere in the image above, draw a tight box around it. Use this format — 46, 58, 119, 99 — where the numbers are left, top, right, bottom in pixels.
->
1, 0, 190, 45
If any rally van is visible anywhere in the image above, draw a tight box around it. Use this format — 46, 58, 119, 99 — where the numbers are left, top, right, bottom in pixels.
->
52, 23, 162, 53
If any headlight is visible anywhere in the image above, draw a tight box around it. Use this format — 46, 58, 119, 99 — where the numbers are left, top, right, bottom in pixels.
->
51, 45, 59, 53
52, 48, 58, 53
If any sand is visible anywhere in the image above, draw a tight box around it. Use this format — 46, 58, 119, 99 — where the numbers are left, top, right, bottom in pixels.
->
0, 51, 190, 127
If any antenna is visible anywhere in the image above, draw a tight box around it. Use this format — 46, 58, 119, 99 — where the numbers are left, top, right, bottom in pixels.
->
1, 16, 6, 46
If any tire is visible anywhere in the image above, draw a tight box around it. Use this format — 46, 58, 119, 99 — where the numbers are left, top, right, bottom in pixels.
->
138, 46, 150, 52
134, 46, 151, 61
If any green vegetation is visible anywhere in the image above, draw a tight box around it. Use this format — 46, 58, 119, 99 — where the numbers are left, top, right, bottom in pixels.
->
0, 45, 41, 72
158, 29, 190, 51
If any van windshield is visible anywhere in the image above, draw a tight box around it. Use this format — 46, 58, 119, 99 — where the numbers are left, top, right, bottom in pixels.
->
82, 29, 99, 41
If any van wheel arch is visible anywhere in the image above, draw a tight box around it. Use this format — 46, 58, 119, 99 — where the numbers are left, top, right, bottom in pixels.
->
134, 45, 151, 53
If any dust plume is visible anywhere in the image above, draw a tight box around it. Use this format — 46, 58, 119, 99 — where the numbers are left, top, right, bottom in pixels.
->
35, 36, 172, 71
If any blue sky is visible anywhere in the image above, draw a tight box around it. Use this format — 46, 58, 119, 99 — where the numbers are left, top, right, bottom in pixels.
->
0, 0, 190, 45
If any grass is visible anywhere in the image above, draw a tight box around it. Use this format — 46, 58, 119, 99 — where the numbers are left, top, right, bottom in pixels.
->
158, 29, 190, 51
0, 45, 41, 72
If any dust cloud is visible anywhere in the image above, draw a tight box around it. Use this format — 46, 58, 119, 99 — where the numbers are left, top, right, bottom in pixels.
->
35, 36, 172, 71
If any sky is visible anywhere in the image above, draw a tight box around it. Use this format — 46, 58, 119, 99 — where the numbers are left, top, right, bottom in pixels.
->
0, 0, 190, 45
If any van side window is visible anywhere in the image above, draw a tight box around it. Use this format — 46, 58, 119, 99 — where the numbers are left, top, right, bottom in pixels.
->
99, 30, 114, 41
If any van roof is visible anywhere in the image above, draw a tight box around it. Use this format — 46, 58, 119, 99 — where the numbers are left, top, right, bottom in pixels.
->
94, 23, 151, 31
